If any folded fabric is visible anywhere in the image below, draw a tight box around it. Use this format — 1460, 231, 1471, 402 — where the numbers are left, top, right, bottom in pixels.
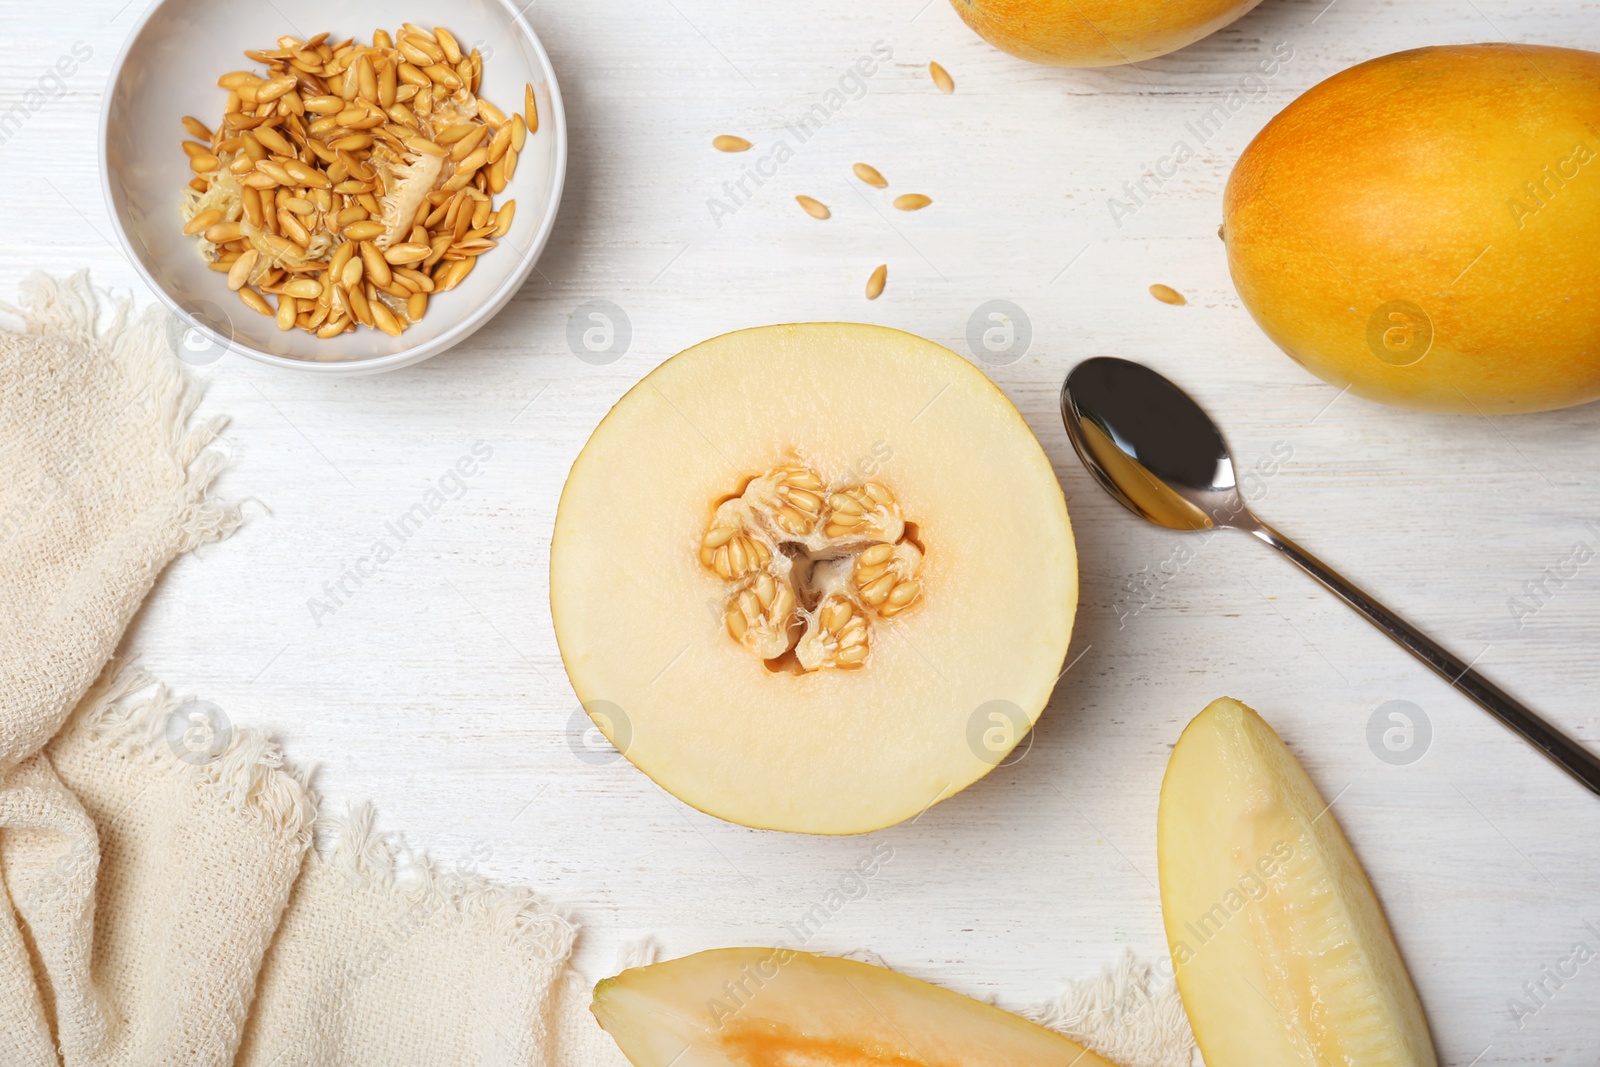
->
0, 274, 583, 1066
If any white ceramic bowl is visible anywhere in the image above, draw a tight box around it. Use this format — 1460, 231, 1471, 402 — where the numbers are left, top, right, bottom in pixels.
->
102, 0, 566, 373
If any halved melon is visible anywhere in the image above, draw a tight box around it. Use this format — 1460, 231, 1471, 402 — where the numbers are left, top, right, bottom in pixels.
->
550, 323, 1077, 834
591, 948, 1119, 1067
1158, 698, 1437, 1066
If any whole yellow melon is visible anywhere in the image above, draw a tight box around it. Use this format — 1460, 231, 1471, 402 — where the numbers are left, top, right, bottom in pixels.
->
949, 0, 1265, 67
1224, 44, 1600, 414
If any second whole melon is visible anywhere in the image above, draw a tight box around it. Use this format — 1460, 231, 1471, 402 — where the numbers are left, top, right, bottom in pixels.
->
950, 0, 1266, 67
1224, 44, 1600, 414
550, 324, 1077, 834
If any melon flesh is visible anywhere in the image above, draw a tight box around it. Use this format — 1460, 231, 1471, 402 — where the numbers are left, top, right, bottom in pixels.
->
551, 323, 1077, 834
1158, 698, 1437, 1066
591, 948, 1120, 1067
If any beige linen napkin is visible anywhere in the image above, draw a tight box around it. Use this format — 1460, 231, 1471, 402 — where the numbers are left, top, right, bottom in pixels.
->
0, 272, 1194, 1067
0, 269, 255, 1064
0, 274, 577, 1067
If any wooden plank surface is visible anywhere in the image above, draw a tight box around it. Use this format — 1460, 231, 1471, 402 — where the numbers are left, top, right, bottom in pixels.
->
3, 0, 1598, 1062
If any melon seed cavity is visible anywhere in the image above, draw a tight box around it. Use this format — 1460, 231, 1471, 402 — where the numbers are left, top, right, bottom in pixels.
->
699, 460, 924, 671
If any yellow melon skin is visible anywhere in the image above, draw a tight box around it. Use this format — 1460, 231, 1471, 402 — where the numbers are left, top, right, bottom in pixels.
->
550, 324, 1077, 835
1158, 698, 1438, 1067
591, 948, 1121, 1067
1225, 44, 1600, 414
949, 0, 1265, 67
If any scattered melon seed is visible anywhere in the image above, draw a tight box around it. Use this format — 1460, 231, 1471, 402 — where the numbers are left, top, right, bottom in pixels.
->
371, 301, 404, 337
713, 134, 752, 152
852, 163, 888, 189
866, 263, 887, 301
226, 249, 259, 292
795, 195, 831, 220
183, 209, 223, 236
893, 193, 932, 211
929, 61, 955, 94
1150, 284, 1187, 306
239, 287, 273, 316
343, 220, 386, 241
494, 199, 517, 237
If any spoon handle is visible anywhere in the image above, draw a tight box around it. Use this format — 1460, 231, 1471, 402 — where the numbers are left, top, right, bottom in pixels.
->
1249, 521, 1600, 797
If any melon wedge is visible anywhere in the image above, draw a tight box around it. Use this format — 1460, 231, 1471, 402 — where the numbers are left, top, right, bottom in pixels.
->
591, 948, 1120, 1067
1158, 698, 1437, 1066
551, 323, 1077, 834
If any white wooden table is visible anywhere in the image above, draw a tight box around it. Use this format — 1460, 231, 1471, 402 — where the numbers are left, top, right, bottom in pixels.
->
5, 0, 1599, 1062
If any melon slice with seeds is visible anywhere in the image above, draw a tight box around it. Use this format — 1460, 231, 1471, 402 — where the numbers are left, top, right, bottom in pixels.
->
1158, 698, 1438, 1067
550, 323, 1077, 834
591, 948, 1121, 1067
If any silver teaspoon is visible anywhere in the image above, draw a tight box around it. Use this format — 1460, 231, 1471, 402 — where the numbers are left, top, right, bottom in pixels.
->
1061, 356, 1600, 797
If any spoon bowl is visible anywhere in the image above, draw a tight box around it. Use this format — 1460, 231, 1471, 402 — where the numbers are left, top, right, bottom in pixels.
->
1062, 358, 1242, 531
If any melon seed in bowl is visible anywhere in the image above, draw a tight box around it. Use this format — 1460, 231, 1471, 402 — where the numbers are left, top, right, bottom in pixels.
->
179, 26, 533, 339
